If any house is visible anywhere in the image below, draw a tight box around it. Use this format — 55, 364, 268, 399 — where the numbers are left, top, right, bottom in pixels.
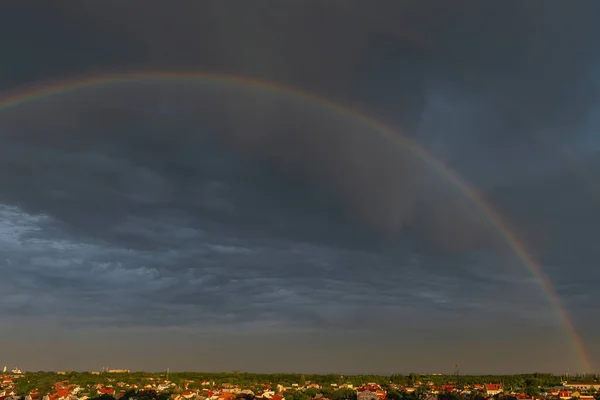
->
217, 393, 236, 400
98, 388, 116, 396
565, 384, 600, 392
256, 391, 274, 399
357, 391, 377, 400
357, 387, 386, 400
485, 384, 503, 396
558, 390, 572, 400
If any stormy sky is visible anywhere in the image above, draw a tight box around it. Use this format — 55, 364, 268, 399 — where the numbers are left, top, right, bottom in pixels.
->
1, 1, 599, 374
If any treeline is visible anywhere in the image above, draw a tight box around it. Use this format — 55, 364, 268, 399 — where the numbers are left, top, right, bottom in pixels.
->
12, 371, 600, 397
393, 373, 598, 389
131, 372, 598, 388
167, 373, 388, 387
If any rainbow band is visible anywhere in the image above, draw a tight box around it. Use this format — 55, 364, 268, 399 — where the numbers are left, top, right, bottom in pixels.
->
0, 71, 591, 372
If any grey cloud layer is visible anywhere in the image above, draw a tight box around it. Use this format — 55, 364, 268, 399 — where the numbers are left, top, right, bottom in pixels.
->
4, 1, 600, 161
0, 103, 560, 334
1, 82, 504, 250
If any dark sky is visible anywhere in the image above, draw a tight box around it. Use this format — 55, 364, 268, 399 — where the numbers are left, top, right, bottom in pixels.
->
1, 0, 599, 374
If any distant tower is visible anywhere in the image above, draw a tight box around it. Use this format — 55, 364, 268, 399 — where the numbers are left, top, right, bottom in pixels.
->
454, 364, 461, 389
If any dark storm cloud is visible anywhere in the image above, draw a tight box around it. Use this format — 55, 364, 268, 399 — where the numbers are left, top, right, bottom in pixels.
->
4, 1, 600, 148
2, 0, 599, 242
1, 80, 502, 250
491, 154, 600, 286
0, 88, 547, 335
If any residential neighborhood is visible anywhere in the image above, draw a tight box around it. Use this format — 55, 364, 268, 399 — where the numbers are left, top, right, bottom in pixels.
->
0, 370, 598, 400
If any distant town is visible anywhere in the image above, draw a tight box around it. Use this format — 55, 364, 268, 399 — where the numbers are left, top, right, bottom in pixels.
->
0, 368, 599, 400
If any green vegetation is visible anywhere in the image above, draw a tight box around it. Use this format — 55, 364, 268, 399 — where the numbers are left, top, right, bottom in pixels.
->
283, 387, 357, 400
9, 371, 599, 398
14, 372, 58, 396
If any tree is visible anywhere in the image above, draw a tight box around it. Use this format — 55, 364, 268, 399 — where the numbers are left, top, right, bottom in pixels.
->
439, 392, 461, 400
15, 379, 38, 396
408, 374, 417, 386
525, 386, 541, 396
400, 391, 418, 400
120, 389, 137, 400
387, 390, 401, 400
90, 395, 117, 400
332, 388, 357, 400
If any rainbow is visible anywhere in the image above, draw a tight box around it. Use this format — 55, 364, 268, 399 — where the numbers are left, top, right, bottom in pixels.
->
0, 71, 591, 371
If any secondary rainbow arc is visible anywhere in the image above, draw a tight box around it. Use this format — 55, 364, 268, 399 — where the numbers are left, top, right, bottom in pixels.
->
0, 70, 591, 372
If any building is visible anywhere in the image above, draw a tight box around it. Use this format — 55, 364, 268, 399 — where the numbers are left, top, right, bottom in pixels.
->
357, 386, 386, 400
357, 391, 377, 400
565, 383, 600, 391
558, 390, 572, 400
485, 384, 503, 396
